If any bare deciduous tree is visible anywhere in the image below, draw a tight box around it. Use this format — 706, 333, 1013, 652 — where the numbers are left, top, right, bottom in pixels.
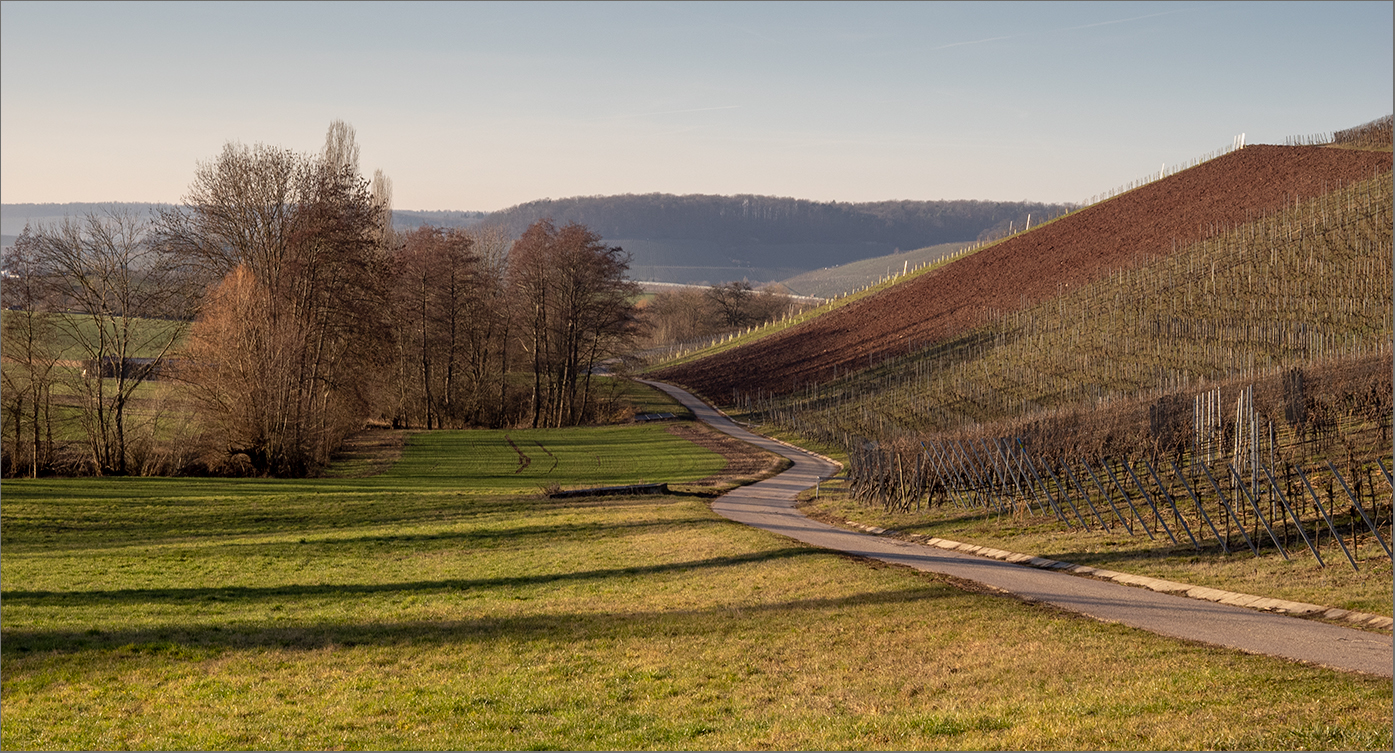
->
15, 210, 196, 474
636, 281, 798, 350
2, 230, 60, 476
390, 226, 482, 429
322, 119, 361, 175
707, 280, 756, 328
158, 136, 392, 476
465, 224, 516, 427
508, 220, 639, 428
372, 168, 395, 252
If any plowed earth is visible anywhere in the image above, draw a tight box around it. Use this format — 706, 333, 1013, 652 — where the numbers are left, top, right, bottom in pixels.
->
653, 145, 1392, 400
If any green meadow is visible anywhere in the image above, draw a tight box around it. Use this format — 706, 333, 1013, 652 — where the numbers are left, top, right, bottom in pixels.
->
2, 421, 1391, 750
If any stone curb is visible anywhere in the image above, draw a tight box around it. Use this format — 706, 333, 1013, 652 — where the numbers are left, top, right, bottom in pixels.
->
843, 521, 1394, 632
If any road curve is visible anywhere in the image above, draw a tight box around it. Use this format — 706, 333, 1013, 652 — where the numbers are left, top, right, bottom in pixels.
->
639, 379, 1394, 678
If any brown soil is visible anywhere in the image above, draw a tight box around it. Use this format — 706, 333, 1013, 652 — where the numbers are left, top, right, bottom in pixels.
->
664, 422, 789, 489
654, 145, 1392, 400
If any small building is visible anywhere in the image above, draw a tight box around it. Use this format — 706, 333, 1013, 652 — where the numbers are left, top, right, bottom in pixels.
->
81, 356, 178, 381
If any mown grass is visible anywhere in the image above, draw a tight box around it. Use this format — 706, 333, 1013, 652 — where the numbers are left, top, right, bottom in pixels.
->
2, 425, 1391, 749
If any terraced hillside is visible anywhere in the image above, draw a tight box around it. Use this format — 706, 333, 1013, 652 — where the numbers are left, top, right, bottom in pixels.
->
652, 144, 1392, 401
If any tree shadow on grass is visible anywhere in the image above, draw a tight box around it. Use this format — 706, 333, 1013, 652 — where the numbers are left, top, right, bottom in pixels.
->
2, 493, 713, 553
2, 582, 957, 656
189, 514, 725, 555
2, 547, 819, 608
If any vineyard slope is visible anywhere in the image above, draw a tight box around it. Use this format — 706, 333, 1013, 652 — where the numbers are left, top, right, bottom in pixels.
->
651, 145, 1392, 400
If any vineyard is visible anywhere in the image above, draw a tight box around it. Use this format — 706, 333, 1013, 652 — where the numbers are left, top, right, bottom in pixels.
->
690, 124, 1395, 573
651, 143, 1391, 401
818, 355, 1391, 573
744, 169, 1392, 439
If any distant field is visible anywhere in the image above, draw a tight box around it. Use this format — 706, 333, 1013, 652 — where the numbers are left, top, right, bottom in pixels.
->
0, 310, 188, 362
3, 419, 1389, 749
615, 237, 895, 286
778, 241, 972, 298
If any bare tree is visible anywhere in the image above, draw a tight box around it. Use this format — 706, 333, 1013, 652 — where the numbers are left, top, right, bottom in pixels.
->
465, 224, 516, 427
508, 220, 639, 427
637, 288, 720, 347
1, 230, 60, 476
707, 280, 756, 328
16, 210, 196, 474
158, 137, 392, 475
637, 281, 798, 351
322, 119, 361, 175
390, 226, 482, 429
372, 168, 396, 252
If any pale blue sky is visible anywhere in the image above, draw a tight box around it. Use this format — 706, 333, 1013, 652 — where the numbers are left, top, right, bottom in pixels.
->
2, 1, 1390, 211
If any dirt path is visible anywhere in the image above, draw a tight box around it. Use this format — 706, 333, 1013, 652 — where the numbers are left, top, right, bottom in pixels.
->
640, 378, 1394, 678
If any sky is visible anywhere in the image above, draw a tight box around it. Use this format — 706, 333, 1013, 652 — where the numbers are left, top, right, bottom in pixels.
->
2, 1, 1391, 212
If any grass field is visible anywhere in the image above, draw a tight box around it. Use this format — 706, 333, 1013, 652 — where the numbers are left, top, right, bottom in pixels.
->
777, 241, 972, 299
0, 310, 189, 363
2, 420, 1391, 749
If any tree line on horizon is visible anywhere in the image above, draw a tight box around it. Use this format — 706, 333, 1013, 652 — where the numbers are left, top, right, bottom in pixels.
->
1, 122, 645, 478
5, 193, 1074, 291
478, 193, 1075, 252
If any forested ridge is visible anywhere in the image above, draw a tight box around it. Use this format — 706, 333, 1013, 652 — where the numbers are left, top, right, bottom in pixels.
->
481, 193, 1073, 249
6, 195, 1072, 286
5, 195, 1072, 249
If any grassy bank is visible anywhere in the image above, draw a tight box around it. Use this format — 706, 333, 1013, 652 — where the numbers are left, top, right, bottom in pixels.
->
740, 417, 1394, 620
2, 424, 1390, 749
799, 482, 1394, 619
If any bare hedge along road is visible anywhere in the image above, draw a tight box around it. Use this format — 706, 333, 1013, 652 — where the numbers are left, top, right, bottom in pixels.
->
639, 379, 1394, 678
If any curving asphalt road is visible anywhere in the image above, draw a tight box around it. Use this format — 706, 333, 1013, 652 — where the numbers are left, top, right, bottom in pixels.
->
640, 379, 1394, 678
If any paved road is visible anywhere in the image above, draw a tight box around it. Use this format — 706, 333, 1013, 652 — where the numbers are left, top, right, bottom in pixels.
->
640, 379, 1394, 678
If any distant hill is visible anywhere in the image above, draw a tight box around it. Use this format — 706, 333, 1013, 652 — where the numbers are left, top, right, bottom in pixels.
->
1, 202, 172, 238
392, 209, 488, 230
777, 241, 972, 298
479, 194, 1074, 285
3, 195, 1073, 285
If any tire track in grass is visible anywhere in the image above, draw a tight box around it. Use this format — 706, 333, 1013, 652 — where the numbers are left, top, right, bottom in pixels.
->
533, 441, 559, 474
503, 434, 532, 473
